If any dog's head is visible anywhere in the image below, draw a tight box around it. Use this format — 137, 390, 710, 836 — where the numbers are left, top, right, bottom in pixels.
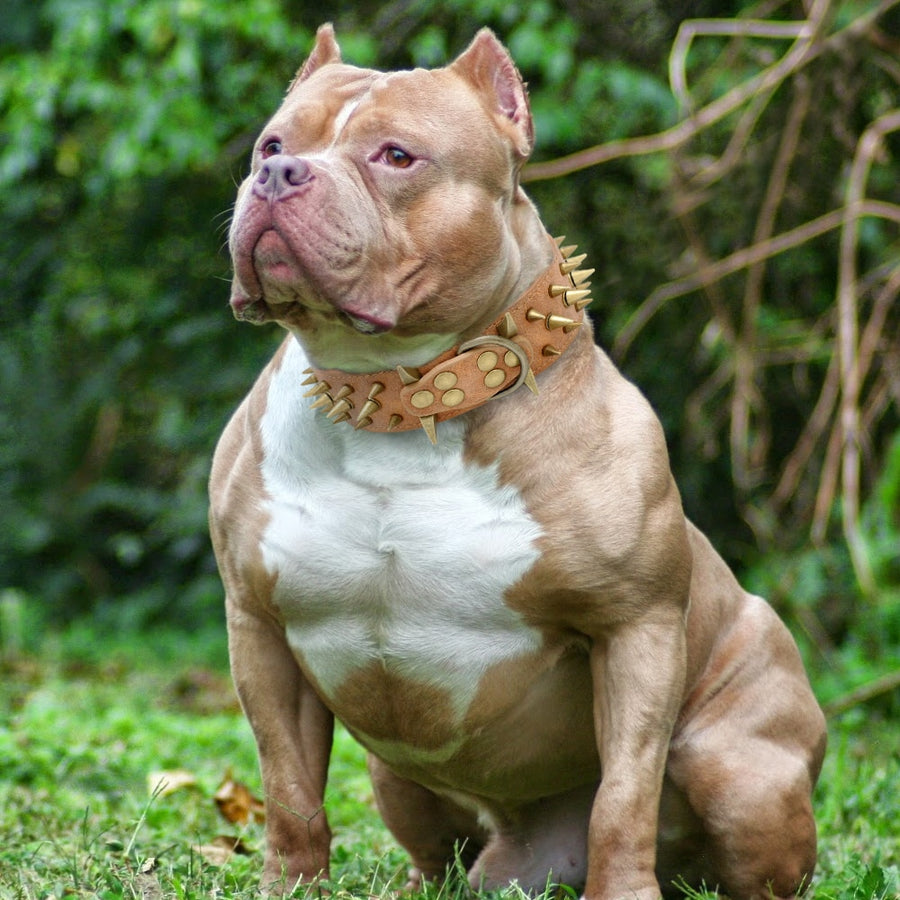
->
228, 25, 544, 371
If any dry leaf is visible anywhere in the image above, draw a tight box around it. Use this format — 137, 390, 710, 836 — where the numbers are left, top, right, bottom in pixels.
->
194, 834, 254, 867
214, 770, 265, 824
147, 769, 198, 797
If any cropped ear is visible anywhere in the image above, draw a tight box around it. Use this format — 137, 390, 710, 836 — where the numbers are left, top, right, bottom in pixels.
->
289, 23, 342, 91
450, 29, 533, 159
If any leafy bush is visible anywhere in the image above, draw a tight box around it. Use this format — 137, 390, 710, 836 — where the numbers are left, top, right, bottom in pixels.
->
0, 0, 897, 696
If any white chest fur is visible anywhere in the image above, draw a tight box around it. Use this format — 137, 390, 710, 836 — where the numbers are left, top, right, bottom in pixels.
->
258, 339, 545, 722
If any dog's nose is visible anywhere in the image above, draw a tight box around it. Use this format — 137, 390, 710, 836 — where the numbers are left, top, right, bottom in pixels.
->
254, 156, 313, 199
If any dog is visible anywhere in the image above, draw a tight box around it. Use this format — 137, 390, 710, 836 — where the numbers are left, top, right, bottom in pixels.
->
209, 25, 827, 900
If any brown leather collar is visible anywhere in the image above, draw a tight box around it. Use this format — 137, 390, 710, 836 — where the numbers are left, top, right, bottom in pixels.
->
300, 236, 593, 443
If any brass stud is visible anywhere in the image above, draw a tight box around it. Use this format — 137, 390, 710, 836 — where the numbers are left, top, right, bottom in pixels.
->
524, 368, 539, 395
571, 268, 595, 286
484, 369, 506, 389
353, 416, 373, 430
504, 350, 521, 367
563, 321, 582, 333
388, 414, 403, 431
526, 308, 545, 323
419, 415, 438, 445
303, 367, 315, 374
368, 382, 385, 399
411, 389, 435, 409
553, 234, 566, 247
434, 372, 458, 391
303, 382, 330, 398
326, 399, 352, 419
574, 296, 593, 312
560, 253, 588, 275
477, 351, 498, 371
396, 365, 420, 385
498, 312, 518, 339
332, 385, 353, 402
559, 244, 578, 259
546, 314, 578, 331
358, 398, 381, 420
442, 389, 465, 407
549, 284, 570, 298
301, 373, 319, 386
542, 345, 562, 357
310, 395, 334, 411
563, 289, 591, 308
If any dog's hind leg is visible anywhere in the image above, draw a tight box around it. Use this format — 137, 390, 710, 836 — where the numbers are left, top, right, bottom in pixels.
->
367, 755, 487, 888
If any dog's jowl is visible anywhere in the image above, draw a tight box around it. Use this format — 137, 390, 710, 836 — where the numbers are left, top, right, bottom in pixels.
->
210, 25, 826, 900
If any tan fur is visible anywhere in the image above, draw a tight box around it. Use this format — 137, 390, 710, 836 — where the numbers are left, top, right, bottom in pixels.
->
210, 25, 826, 900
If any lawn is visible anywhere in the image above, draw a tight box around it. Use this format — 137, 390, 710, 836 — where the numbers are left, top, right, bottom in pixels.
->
1, 623, 897, 899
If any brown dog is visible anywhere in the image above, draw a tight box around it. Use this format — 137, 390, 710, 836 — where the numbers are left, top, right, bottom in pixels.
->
209, 25, 826, 900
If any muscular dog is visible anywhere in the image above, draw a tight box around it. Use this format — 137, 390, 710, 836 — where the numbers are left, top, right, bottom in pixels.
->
209, 25, 826, 900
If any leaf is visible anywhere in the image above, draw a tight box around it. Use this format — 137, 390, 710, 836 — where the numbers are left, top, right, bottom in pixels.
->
213, 770, 265, 824
194, 834, 255, 867
146, 768, 198, 797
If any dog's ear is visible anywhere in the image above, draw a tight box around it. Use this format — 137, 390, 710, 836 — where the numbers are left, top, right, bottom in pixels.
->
450, 29, 533, 160
289, 23, 342, 90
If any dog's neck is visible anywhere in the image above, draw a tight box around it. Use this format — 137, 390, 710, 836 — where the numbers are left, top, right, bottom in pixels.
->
299, 237, 593, 444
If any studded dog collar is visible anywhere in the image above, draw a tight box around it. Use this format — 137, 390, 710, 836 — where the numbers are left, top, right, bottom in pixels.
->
300, 236, 593, 444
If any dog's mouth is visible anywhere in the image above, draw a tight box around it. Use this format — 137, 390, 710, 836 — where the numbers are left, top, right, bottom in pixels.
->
339, 309, 393, 335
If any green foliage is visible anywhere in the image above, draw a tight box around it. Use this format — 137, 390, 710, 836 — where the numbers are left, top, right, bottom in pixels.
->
0, 0, 897, 705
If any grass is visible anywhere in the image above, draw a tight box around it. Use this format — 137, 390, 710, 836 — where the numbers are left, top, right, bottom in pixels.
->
1, 623, 897, 900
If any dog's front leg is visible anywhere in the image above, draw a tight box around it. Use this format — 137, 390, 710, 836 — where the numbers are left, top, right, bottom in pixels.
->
227, 600, 335, 894
584, 606, 687, 900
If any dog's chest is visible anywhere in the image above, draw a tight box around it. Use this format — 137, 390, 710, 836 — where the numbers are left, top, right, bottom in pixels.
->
257, 341, 545, 726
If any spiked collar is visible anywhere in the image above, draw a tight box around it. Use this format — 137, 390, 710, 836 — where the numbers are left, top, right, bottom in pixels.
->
300, 236, 593, 444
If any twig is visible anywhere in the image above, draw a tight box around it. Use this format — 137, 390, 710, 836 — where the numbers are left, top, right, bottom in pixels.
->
835, 108, 900, 595
824, 669, 900, 717
521, 0, 897, 183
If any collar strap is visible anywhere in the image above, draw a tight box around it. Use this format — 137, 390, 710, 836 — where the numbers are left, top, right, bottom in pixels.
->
300, 235, 593, 444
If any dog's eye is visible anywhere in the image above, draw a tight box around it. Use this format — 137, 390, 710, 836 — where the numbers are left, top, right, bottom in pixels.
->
260, 139, 283, 159
382, 147, 414, 168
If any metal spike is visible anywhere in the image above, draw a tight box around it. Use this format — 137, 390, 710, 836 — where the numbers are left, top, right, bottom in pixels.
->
549, 284, 569, 298
559, 244, 578, 259
353, 416, 373, 430
301, 373, 319, 386
331, 412, 351, 424
563, 320, 582, 333
302, 368, 315, 374
563, 289, 591, 308
553, 235, 566, 247
526, 308, 546, 323
497, 312, 518, 339
524, 368, 539, 395
560, 253, 588, 275
332, 385, 353, 401
571, 268, 595, 286
542, 345, 562, 357
546, 314, 577, 331
574, 297, 593, 312
303, 381, 331, 398
419, 414, 438, 445
396, 365, 420, 385
387, 414, 403, 431
326, 399, 352, 420
310, 395, 334, 411
367, 382, 385, 399
358, 398, 381, 420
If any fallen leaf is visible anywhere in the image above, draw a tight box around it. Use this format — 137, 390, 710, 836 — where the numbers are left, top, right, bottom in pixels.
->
147, 769, 198, 797
214, 770, 265, 824
194, 834, 255, 866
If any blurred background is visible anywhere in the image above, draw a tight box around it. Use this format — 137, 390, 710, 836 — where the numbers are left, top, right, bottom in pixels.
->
1, 0, 897, 709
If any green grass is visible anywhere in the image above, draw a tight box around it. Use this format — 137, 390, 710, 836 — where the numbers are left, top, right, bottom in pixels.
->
1, 625, 897, 899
